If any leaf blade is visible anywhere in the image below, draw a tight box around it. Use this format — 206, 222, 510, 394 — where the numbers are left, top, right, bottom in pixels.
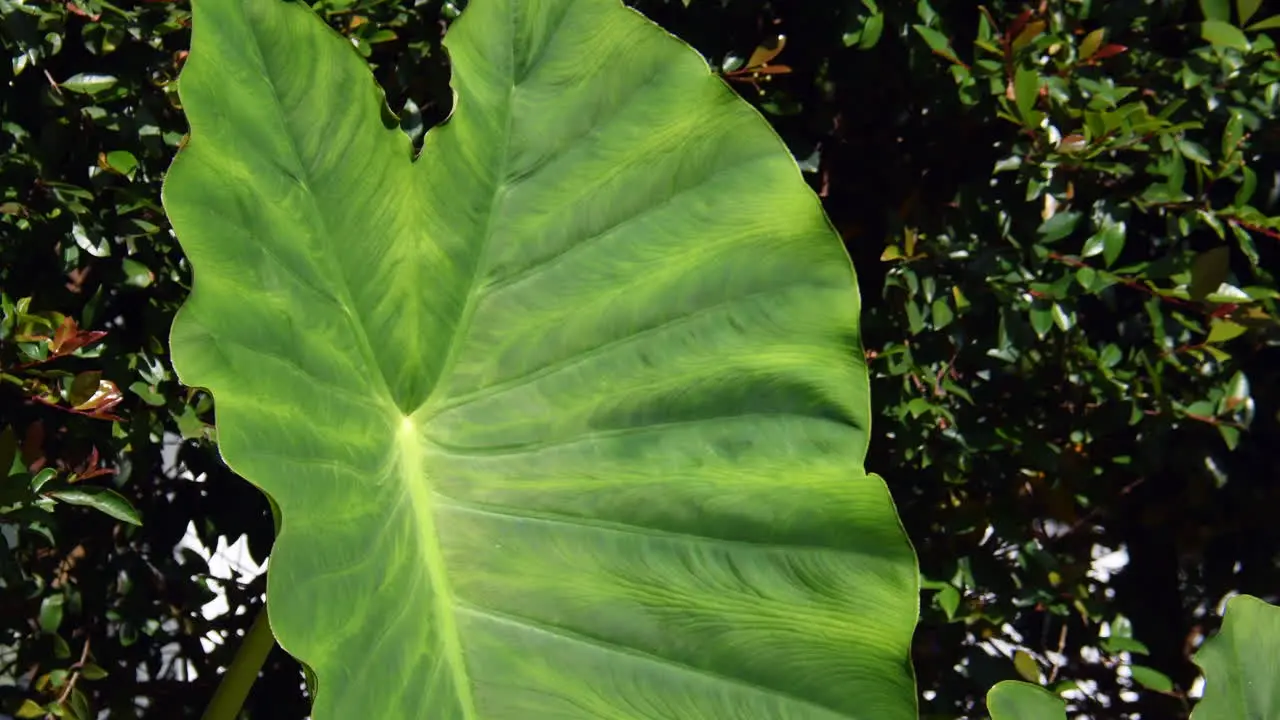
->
987, 680, 1068, 720
1200, 0, 1231, 21
1191, 595, 1280, 719
1237, 0, 1262, 24
164, 0, 919, 718
1201, 20, 1250, 50
46, 486, 142, 526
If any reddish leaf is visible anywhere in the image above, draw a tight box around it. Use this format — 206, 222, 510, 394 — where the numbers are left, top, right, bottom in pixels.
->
72, 447, 115, 481
21, 421, 45, 471
32, 394, 124, 421
1057, 134, 1088, 153
57, 330, 109, 357
1012, 20, 1046, 51
1090, 44, 1129, 61
50, 316, 78, 354
1005, 10, 1034, 46
746, 35, 786, 69
76, 465, 116, 481
65, 1, 101, 19
65, 267, 90, 293
74, 379, 124, 414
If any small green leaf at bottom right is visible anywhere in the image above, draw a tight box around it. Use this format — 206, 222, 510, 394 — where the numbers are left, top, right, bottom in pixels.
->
1192, 594, 1280, 719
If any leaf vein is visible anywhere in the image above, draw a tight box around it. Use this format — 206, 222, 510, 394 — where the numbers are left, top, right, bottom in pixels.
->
480, 152, 776, 294
452, 602, 855, 719
436, 282, 817, 412
425, 411, 850, 456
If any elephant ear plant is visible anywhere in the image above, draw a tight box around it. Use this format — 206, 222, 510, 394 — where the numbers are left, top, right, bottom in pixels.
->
162, 0, 919, 717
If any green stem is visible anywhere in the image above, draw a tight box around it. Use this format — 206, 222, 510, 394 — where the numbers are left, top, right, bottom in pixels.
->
201, 605, 275, 720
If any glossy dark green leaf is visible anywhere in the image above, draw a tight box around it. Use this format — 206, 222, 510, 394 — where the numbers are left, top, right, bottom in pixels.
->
128, 381, 166, 407
913, 24, 960, 63
1199, 0, 1231, 22
1075, 266, 1098, 291
859, 14, 885, 49
937, 585, 960, 619
104, 150, 138, 177
932, 298, 954, 329
1030, 305, 1054, 338
47, 486, 142, 526
1014, 66, 1042, 126
68, 688, 92, 720
1129, 665, 1174, 693
31, 468, 57, 493
1219, 425, 1241, 450
1207, 320, 1247, 344
39, 594, 64, 633
1222, 111, 1245, 158
1178, 139, 1213, 165
1037, 211, 1081, 244
60, 73, 119, 94
1235, 167, 1258, 207
1190, 247, 1231, 301
78, 663, 108, 680
1246, 14, 1280, 30
1081, 234, 1106, 259
1051, 303, 1075, 331
1102, 635, 1150, 655
1013, 650, 1040, 682
121, 258, 155, 288
14, 700, 44, 719
1237, 0, 1262, 24
1201, 20, 1250, 51
987, 680, 1068, 720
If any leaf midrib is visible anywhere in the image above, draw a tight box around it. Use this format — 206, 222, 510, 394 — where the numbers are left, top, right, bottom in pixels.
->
397, 417, 478, 716
399, 11, 521, 719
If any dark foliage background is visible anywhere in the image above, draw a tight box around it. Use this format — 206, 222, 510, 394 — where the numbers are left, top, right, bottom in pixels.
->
2, 0, 1278, 717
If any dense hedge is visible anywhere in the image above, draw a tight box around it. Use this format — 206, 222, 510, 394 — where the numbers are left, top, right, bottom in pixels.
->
2, 0, 1278, 717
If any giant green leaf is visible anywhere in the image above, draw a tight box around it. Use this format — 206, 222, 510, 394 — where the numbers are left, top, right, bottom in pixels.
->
163, 0, 918, 717
1192, 594, 1280, 719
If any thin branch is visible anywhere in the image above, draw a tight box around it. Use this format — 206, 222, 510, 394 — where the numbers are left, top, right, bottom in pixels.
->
46, 639, 91, 719
1046, 251, 1199, 310
1229, 217, 1280, 242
